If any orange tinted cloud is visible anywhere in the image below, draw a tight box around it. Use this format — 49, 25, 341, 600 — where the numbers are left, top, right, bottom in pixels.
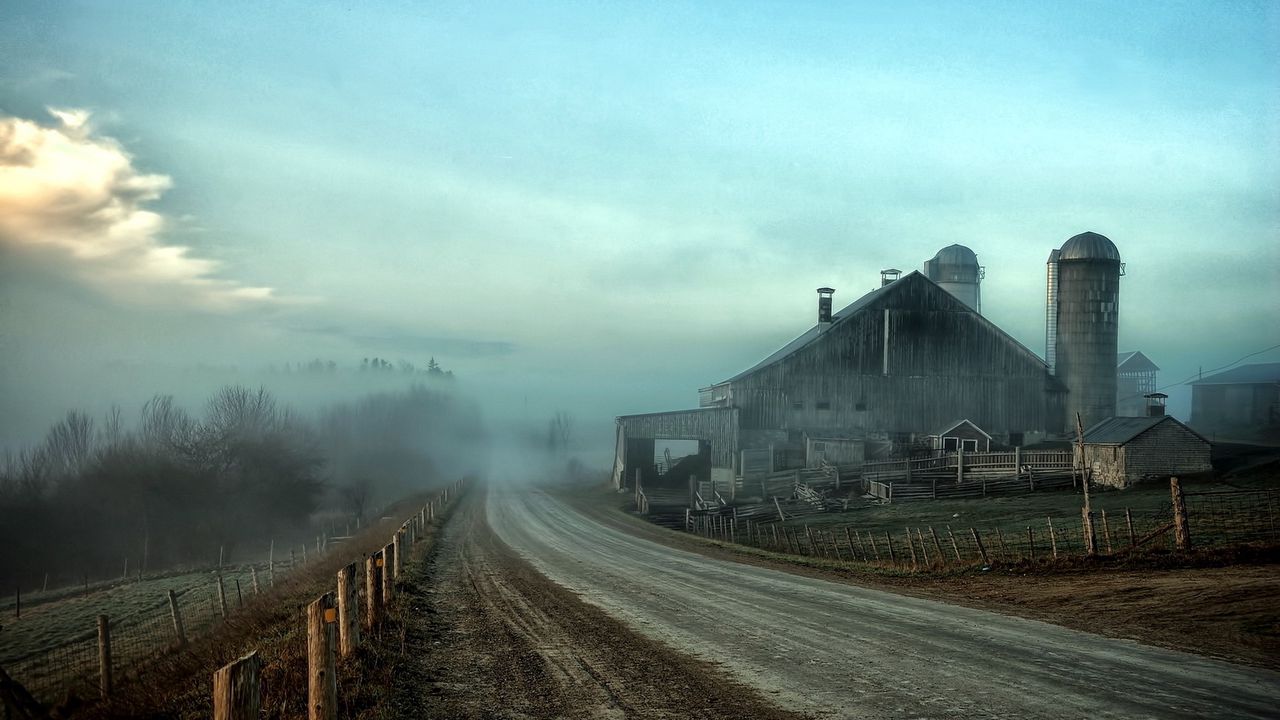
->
0, 108, 276, 310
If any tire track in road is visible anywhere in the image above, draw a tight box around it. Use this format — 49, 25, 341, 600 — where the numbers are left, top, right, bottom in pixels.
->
389, 485, 811, 719
487, 484, 1280, 720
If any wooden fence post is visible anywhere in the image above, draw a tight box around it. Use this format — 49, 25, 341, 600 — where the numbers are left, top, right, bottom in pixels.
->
216, 575, 228, 619
168, 589, 187, 646
306, 592, 337, 720
235, 579, 244, 609
915, 528, 930, 566
1101, 510, 1114, 554
381, 542, 395, 603
212, 651, 261, 720
392, 531, 403, 581
970, 528, 990, 566
337, 562, 360, 657
269, 539, 275, 586
1125, 508, 1136, 548
884, 531, 897, 565
365, 552, 383, 629
928, 526, 945, 563
251, 567, 260, 595
945, 525, 962, 562
1172, 476, 1191, 550
97, 614, 112, 698
868, 531, 880, 561
1046, 517, 1058, 559
1027, 526, 1036, 560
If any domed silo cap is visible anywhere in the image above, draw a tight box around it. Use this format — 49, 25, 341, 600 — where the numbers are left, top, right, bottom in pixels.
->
1059, 232, 1121, 262
930, 244, 979, 265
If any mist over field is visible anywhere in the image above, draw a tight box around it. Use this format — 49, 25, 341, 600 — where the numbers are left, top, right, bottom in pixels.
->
1, 0, 1278, 594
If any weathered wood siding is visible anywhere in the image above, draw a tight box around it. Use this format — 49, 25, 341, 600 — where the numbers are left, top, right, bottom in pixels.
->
1081, 420, 1211, 489
1123, 421, 1212, 483
616, 408, 740, 469
728, 274, 1063, 438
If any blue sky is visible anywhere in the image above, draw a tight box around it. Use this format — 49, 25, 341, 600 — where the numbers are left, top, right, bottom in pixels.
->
1, 0, 1277, 443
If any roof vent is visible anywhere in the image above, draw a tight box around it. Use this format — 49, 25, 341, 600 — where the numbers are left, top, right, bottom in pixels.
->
880, 268, 901, 287
1144, 392, 1167, 417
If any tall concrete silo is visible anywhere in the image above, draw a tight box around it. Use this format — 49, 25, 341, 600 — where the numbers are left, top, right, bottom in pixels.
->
1052, 231, 1122, 432
923, 244, 984, 312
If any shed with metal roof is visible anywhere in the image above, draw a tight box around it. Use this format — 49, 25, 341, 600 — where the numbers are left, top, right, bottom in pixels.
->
1077, 415, 1211, 489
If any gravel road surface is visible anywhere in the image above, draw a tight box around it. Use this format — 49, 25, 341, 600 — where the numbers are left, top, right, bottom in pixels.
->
387, 488, 809, 719
488, 485, 1280, 719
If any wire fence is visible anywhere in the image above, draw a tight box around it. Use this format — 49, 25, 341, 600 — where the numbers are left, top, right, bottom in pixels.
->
3, 563, 297, 705
1184, 490, 1280, 548
687, 482, 1277, 572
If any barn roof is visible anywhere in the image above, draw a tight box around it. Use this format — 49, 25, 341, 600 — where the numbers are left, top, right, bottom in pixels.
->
1082, 415, 1207, 445
722, 271, 1052, 384
1188, 362, 1280, 386
1117, 351, 1159, 373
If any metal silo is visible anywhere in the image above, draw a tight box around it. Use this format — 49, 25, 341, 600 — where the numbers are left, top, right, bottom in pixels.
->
922, 244, 984, 312
1053, 231, 1123, 432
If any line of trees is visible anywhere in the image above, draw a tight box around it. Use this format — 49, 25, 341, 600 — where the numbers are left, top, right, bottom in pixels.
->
0, 383, 482, 590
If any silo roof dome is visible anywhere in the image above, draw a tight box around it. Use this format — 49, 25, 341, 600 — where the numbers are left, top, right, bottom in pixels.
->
930, 243, 979, 265
1059, 232, 1121, 262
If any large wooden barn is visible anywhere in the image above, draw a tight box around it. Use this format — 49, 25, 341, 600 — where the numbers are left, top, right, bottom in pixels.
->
614, 270, 1066, 490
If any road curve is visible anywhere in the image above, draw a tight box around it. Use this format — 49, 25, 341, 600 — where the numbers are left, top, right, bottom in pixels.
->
487, 485, 1280, 720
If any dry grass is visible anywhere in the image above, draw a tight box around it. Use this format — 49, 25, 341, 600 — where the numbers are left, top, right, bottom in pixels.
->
60, 487, 464, 720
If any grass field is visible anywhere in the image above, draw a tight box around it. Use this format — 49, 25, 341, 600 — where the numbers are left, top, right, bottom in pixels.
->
773, 471, 1280, 559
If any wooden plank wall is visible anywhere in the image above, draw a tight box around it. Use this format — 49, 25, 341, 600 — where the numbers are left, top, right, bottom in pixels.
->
617, 408, 740, 469
728, 274, 1064, 438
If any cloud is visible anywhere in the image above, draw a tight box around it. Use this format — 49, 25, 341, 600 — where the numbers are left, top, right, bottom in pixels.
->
0, 108, 276, 310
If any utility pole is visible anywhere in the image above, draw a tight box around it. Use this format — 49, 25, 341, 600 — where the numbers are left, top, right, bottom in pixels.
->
1075, 412, 1097, 556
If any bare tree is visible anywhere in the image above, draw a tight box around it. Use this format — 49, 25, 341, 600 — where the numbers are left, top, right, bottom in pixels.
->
340, 477, 374, 522
42, 411, 95, 477
547, 410, 574, 455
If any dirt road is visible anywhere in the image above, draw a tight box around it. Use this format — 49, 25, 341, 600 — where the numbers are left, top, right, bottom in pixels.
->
387, 487, 808, 719
488, 484, 1280, 719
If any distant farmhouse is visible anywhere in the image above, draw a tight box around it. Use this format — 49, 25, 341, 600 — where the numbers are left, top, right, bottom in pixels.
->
614, 232, 1205, 492
1190, 362, 1280, 440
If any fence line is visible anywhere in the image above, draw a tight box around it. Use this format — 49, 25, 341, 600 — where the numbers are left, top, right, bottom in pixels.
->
682, 478, 1275, 572
1, 479, 470, 712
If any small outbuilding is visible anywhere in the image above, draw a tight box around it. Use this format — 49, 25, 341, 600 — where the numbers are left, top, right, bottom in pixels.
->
929, 419, 992, 453
1078, 415, 1211, 489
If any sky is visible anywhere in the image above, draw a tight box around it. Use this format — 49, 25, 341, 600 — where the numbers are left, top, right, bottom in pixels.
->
1, 0, 1278, 449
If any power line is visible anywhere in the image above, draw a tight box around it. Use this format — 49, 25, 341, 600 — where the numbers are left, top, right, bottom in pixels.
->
1164, 342, 1280, 390
1117, 342, 1280, 404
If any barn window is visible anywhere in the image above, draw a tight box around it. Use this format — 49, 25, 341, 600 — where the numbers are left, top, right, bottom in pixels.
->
962, 439, 978, 452
943, 437, 959, 452
816, 401, 831, 410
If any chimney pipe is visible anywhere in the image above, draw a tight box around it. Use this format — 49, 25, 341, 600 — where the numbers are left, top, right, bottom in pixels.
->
817, 287, 835, 325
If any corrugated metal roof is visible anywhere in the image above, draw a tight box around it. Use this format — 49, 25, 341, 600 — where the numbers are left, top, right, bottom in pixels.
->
1117, 350, 1159, 372
1081, 415, 1207, 445
1189, 362, 1280, 386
